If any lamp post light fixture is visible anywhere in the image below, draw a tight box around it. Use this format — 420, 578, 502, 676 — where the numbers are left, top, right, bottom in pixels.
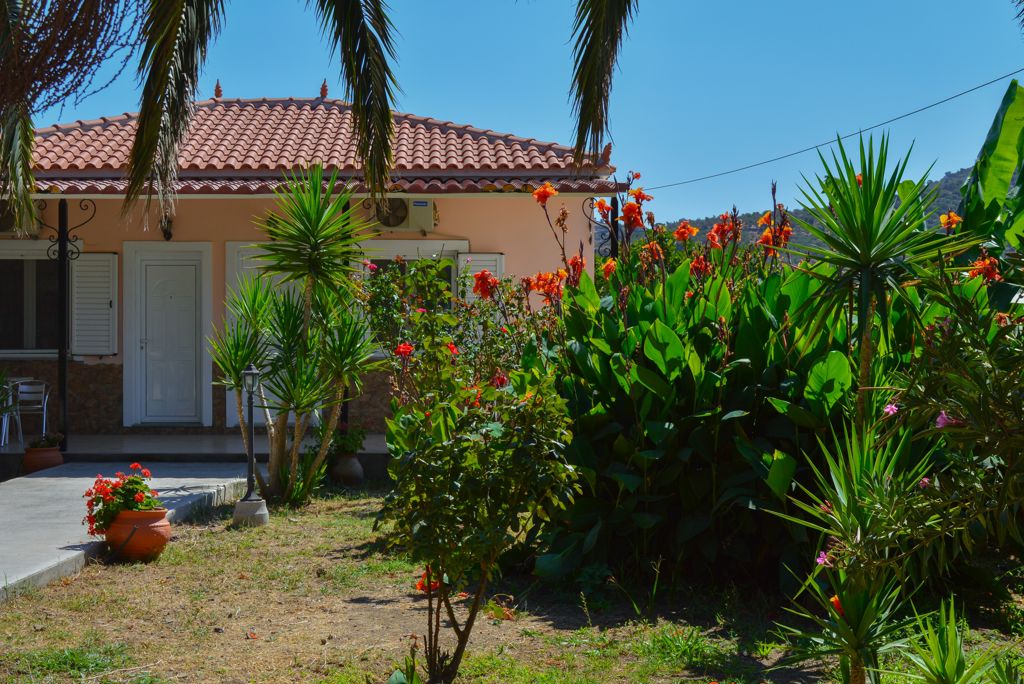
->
232, 364, 269, 527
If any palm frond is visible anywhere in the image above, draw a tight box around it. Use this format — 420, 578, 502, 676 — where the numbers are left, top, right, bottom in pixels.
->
569, 0, 638, 167
1016, 0, 1024, 31
124, 0, 225, 216
310, 0, 398, 198
0, 97, 37, 233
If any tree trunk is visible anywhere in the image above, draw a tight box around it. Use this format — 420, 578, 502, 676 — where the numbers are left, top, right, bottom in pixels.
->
302, 386, 345, 493
850, 655, 866, 684
855, 298, 876, 429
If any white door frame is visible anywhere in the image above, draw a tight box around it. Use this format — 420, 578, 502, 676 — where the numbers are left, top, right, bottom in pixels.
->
123, 242, 213, 426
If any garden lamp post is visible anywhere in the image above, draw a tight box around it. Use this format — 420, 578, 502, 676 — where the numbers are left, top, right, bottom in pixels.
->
232, 364, 269, 527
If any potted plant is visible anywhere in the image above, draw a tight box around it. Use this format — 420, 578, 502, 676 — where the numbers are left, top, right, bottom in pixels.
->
23, 432, 64, 474
329, 423, 367, 486
83, 462, 170, 562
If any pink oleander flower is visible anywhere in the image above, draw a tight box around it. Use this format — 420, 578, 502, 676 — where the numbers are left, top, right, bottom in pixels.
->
919, 477, 931, 489
815, 551, 833, 568
883, 403, 899, 417
935, 410, 957, 429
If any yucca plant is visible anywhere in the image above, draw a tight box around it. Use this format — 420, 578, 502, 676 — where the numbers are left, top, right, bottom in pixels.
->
777, 424, 940, 585
989, 655, 1024, 684
778, 568, 914, 684
788, 135, 979, 426
902, 599, 1000, 684
209, 165, 381, 503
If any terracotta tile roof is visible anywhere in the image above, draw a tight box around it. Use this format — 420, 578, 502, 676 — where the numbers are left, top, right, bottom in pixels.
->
36, 176, 617, 196
33, 98, 614, 193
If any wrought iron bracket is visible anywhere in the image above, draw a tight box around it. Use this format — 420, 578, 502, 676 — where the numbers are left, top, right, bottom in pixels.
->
35, 198, 96, 261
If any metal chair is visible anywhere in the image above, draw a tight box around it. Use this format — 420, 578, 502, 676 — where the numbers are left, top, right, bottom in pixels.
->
12, 380, 49, 447
0, 382, 14, 447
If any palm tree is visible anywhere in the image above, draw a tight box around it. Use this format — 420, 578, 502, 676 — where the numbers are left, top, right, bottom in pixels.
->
1, 0, 637, 232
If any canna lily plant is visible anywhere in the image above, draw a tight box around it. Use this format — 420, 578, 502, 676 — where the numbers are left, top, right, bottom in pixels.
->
209, 165, 381, 504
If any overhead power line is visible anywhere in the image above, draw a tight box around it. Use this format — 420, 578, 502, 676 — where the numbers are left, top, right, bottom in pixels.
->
646, 66, 1024, 191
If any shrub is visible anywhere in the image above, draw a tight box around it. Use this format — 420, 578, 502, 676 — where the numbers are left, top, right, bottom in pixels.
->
373, 257, 578, 682
541, 206, 851, 581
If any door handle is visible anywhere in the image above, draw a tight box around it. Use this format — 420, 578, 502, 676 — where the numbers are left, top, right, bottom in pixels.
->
139, 338, 148, 350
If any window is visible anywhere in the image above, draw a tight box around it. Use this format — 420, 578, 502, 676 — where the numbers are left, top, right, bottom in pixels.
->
0, 258, 59, 352
363, 239, 469, 292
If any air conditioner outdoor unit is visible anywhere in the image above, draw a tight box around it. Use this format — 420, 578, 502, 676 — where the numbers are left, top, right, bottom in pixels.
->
375, 198, 434, 233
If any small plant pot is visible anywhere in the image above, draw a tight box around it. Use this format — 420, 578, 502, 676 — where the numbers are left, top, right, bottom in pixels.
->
105, 509, 172, 562
330, 453, 364, 487
22, 446, 63, 474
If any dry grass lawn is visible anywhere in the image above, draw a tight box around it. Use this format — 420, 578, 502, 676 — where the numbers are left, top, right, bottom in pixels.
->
0, 490, 1019, 684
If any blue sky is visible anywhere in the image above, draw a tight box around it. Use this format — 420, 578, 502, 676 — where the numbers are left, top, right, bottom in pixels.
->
36, 1, 1024, 220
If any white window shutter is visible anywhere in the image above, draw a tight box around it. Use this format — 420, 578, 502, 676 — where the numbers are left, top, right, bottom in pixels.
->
71, 253, 118, 356
458, 252, 504, 302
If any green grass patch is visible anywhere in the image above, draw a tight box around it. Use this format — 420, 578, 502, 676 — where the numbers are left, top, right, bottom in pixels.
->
3, 642, 132, 678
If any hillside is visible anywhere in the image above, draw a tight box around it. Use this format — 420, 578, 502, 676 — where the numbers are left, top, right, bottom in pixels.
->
596, 166, 973, 255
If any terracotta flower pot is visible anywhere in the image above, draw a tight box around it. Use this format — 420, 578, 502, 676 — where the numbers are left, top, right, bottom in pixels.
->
330, 453, 365, 486
105, 509, 172, 562
22, 446, 63, 474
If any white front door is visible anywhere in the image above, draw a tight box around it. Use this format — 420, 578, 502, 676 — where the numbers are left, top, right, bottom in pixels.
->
124, 242, 212, 427
143, 262, 199, 421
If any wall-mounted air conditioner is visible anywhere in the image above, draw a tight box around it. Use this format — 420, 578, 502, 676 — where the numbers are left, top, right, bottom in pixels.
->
374, 198, 434, 233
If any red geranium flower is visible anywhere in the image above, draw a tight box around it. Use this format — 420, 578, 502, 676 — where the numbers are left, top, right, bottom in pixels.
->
129, 462, 141, 471
395, 342, 414, 358
134, 492, 145, 503
447, 342, 459, 355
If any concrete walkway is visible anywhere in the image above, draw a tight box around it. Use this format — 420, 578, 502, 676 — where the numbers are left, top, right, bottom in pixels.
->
0, 462, 247, 601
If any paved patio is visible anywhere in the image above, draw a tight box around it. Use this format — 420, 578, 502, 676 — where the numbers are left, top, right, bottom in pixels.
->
0, 462, 248, 601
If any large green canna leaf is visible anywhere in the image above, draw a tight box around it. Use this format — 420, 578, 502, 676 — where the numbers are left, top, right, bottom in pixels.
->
804, 350, 854, 417
643, 319, 686, 379
959, 80, 1024, 233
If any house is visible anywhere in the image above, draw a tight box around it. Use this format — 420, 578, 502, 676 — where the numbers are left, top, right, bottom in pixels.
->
0, 96, 615, 436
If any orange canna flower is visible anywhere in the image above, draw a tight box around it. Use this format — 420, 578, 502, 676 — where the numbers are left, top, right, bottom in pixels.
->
855, 173, 863, 187
602, 258, 617, 279
594, 198, 612, 222
673, 220, 699, 242
639, 241, 663, 264
621, 201, 644, 230
757, 211, 772, 227
473, 269, 499, 300
689, 254, 711, 278
567, 254, 585, 287
939, 211, 963, 234
628, 187, 654, 204
969, 255, 1002, 283
532, 182, 559, 207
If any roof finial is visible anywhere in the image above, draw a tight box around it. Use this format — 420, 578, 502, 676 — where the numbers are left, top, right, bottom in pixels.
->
320, 79, 328, 98
214, 79, 222, 98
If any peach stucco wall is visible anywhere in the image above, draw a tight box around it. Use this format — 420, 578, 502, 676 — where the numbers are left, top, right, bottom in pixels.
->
25, 193, 594, 363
